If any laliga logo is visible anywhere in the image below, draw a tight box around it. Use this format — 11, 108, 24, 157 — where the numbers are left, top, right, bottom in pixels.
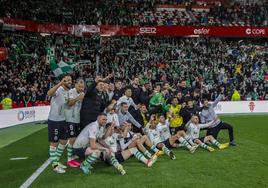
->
248, 101, 255, 112
194, 28, 210, 35
17, 110, 35, 121
139, 27, 157, 34
245, 28, 265, 35
17, 111, 25, 121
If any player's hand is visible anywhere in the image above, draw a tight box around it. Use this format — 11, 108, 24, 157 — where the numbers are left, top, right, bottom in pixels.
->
111, 99, 117, 105
107, 74, 113, 79
103, 74, 113, 81
60, 78, 68, 85
111, 120, 116, 127
132, 135, 139, 141
122, 121, 128, 127
78, 92, 85, 101
95, 76, 102, 82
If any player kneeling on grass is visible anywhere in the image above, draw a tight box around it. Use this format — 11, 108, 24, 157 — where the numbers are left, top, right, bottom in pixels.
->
101, 123, 156, 167
186, 115, 229, 152
157, 115, 198, 153
119, 122, 160, 163
73, 113, 126, 175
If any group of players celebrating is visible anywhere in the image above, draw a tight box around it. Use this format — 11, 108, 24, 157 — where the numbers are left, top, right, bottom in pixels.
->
47, 74, 235, 174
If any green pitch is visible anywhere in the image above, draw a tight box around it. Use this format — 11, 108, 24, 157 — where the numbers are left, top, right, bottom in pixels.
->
0, 115, 268, 188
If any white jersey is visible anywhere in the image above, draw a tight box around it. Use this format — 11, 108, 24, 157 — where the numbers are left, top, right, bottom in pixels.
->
48, 86, 69, 121
147, 128, 162, 145
157, 120, 171, 141
186, 122, 211, 140
65, 88, 82, 123
107, 113, 120, 127
104, 133, 120, 152
117, 95, 136, 109
73, 121, 100, 149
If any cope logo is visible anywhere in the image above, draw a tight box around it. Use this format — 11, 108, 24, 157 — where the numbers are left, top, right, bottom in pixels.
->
245, 28, 265, 35
139, 27, 157, 34
17, 110, 35, 121
248, 101, 255, 112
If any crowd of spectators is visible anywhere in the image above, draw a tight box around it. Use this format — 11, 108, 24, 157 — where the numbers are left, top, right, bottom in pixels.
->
0, 0, 267, 26
0, 30, 267, 109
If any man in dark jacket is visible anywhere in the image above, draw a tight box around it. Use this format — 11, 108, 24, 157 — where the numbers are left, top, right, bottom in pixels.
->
130, 77, 142, 104
180, 99, 201, 126
80, 75, 112, 129
140, 82, 153, 107
112, 80, 123, 100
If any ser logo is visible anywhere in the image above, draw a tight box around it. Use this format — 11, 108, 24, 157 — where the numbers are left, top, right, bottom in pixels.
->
17, 110, 35, 121
139, 27, 157, 34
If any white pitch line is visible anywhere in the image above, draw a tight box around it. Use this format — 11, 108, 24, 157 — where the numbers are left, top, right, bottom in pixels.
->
19, 158, 51, 188
10, 157, 28, 160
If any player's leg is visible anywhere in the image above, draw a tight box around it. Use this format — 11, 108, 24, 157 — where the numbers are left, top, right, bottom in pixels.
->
127, 147, 156, 167
157, 142, 176, 160
219, 122, 235, 145
48, 120, 66, 173
172, 132, 198, 153
54, 121, 68, 169
176, 130, 196, 146
129, 138, 152, 159
194, 138, 214, 152
140, 135, 160, 155
206, 126, 219, 139
80, 148, 101, 174
106, 151, 126, 175
205, 135, 229, 150
48, 120, 59, 165
66, 123, 80, 167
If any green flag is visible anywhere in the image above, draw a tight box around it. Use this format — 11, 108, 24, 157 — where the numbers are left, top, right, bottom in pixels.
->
47, 47, 78, 77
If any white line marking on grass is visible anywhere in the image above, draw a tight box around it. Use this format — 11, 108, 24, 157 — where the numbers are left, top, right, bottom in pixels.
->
10, 157, 28, 160
19, 158, 51, 188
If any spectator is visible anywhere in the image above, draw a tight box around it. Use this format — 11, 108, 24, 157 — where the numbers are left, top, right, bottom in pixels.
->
231, 89, 241, 101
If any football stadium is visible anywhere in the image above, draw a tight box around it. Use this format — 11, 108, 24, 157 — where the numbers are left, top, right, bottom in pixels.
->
0, 0, 268, 188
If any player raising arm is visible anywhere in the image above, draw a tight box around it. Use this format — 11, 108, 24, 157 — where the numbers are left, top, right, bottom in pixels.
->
47, 74, 72, 174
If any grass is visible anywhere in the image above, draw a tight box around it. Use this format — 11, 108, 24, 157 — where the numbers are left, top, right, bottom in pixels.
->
0, 123, 46, 148
0, 116, 268, 188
